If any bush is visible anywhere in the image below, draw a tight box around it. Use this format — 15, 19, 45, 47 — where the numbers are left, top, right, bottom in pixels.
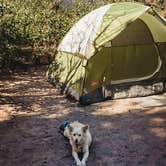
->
0, 0, 102, 69
0, 0, 165, 70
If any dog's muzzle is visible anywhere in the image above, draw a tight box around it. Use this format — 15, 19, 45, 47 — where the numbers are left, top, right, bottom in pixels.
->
75, 139, 78, 144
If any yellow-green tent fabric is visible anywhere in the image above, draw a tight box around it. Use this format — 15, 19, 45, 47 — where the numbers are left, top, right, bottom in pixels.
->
48, 2, 166, 104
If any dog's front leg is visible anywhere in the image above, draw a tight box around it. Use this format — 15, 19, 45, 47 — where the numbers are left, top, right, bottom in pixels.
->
72, 150, 81, 166
81, 146, 89, 166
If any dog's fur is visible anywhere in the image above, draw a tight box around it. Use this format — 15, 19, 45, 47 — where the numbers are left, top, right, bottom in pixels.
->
64, 121, 92, 166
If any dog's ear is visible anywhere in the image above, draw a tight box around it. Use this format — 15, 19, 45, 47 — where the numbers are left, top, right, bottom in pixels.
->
68, 125, 73, 133
82, 125, 89, 133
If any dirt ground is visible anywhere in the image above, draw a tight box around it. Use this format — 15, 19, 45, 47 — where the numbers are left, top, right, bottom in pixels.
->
0, 67, 166, 166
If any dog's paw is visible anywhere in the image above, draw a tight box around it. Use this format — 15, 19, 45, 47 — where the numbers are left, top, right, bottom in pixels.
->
81, 160, 86, 166
76, 160, 82, 166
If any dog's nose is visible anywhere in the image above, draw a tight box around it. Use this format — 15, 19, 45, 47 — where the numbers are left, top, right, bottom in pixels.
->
75, 139, 78, 143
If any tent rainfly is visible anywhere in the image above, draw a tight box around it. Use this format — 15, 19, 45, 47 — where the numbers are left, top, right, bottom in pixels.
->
48, 2, 166, 105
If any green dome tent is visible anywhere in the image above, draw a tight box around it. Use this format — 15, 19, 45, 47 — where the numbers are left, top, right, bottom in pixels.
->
48, 2, 166, 104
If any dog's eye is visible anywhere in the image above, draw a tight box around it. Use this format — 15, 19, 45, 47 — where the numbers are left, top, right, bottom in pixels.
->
78, 134, 81, 137
73, 134, 76, 136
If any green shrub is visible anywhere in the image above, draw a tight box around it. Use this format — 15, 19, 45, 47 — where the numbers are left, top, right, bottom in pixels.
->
0, 0, 102, 69
0, 0, 164, 70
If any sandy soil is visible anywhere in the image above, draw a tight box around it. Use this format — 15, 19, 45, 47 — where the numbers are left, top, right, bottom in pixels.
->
0, 67, 166, 166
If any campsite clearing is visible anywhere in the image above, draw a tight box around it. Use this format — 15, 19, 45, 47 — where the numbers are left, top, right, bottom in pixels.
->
0, 67, 166, 166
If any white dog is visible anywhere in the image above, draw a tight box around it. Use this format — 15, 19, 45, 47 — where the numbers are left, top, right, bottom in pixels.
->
64, 121, 92, 166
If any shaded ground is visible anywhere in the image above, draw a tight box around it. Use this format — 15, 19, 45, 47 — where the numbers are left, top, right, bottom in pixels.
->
0, 67, 166, 166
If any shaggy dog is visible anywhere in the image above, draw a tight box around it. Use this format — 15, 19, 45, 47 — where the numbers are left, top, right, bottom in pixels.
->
64, 121, 92, 166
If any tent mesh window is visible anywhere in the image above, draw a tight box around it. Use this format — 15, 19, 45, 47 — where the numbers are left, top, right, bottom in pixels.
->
111, 18, 154, 46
